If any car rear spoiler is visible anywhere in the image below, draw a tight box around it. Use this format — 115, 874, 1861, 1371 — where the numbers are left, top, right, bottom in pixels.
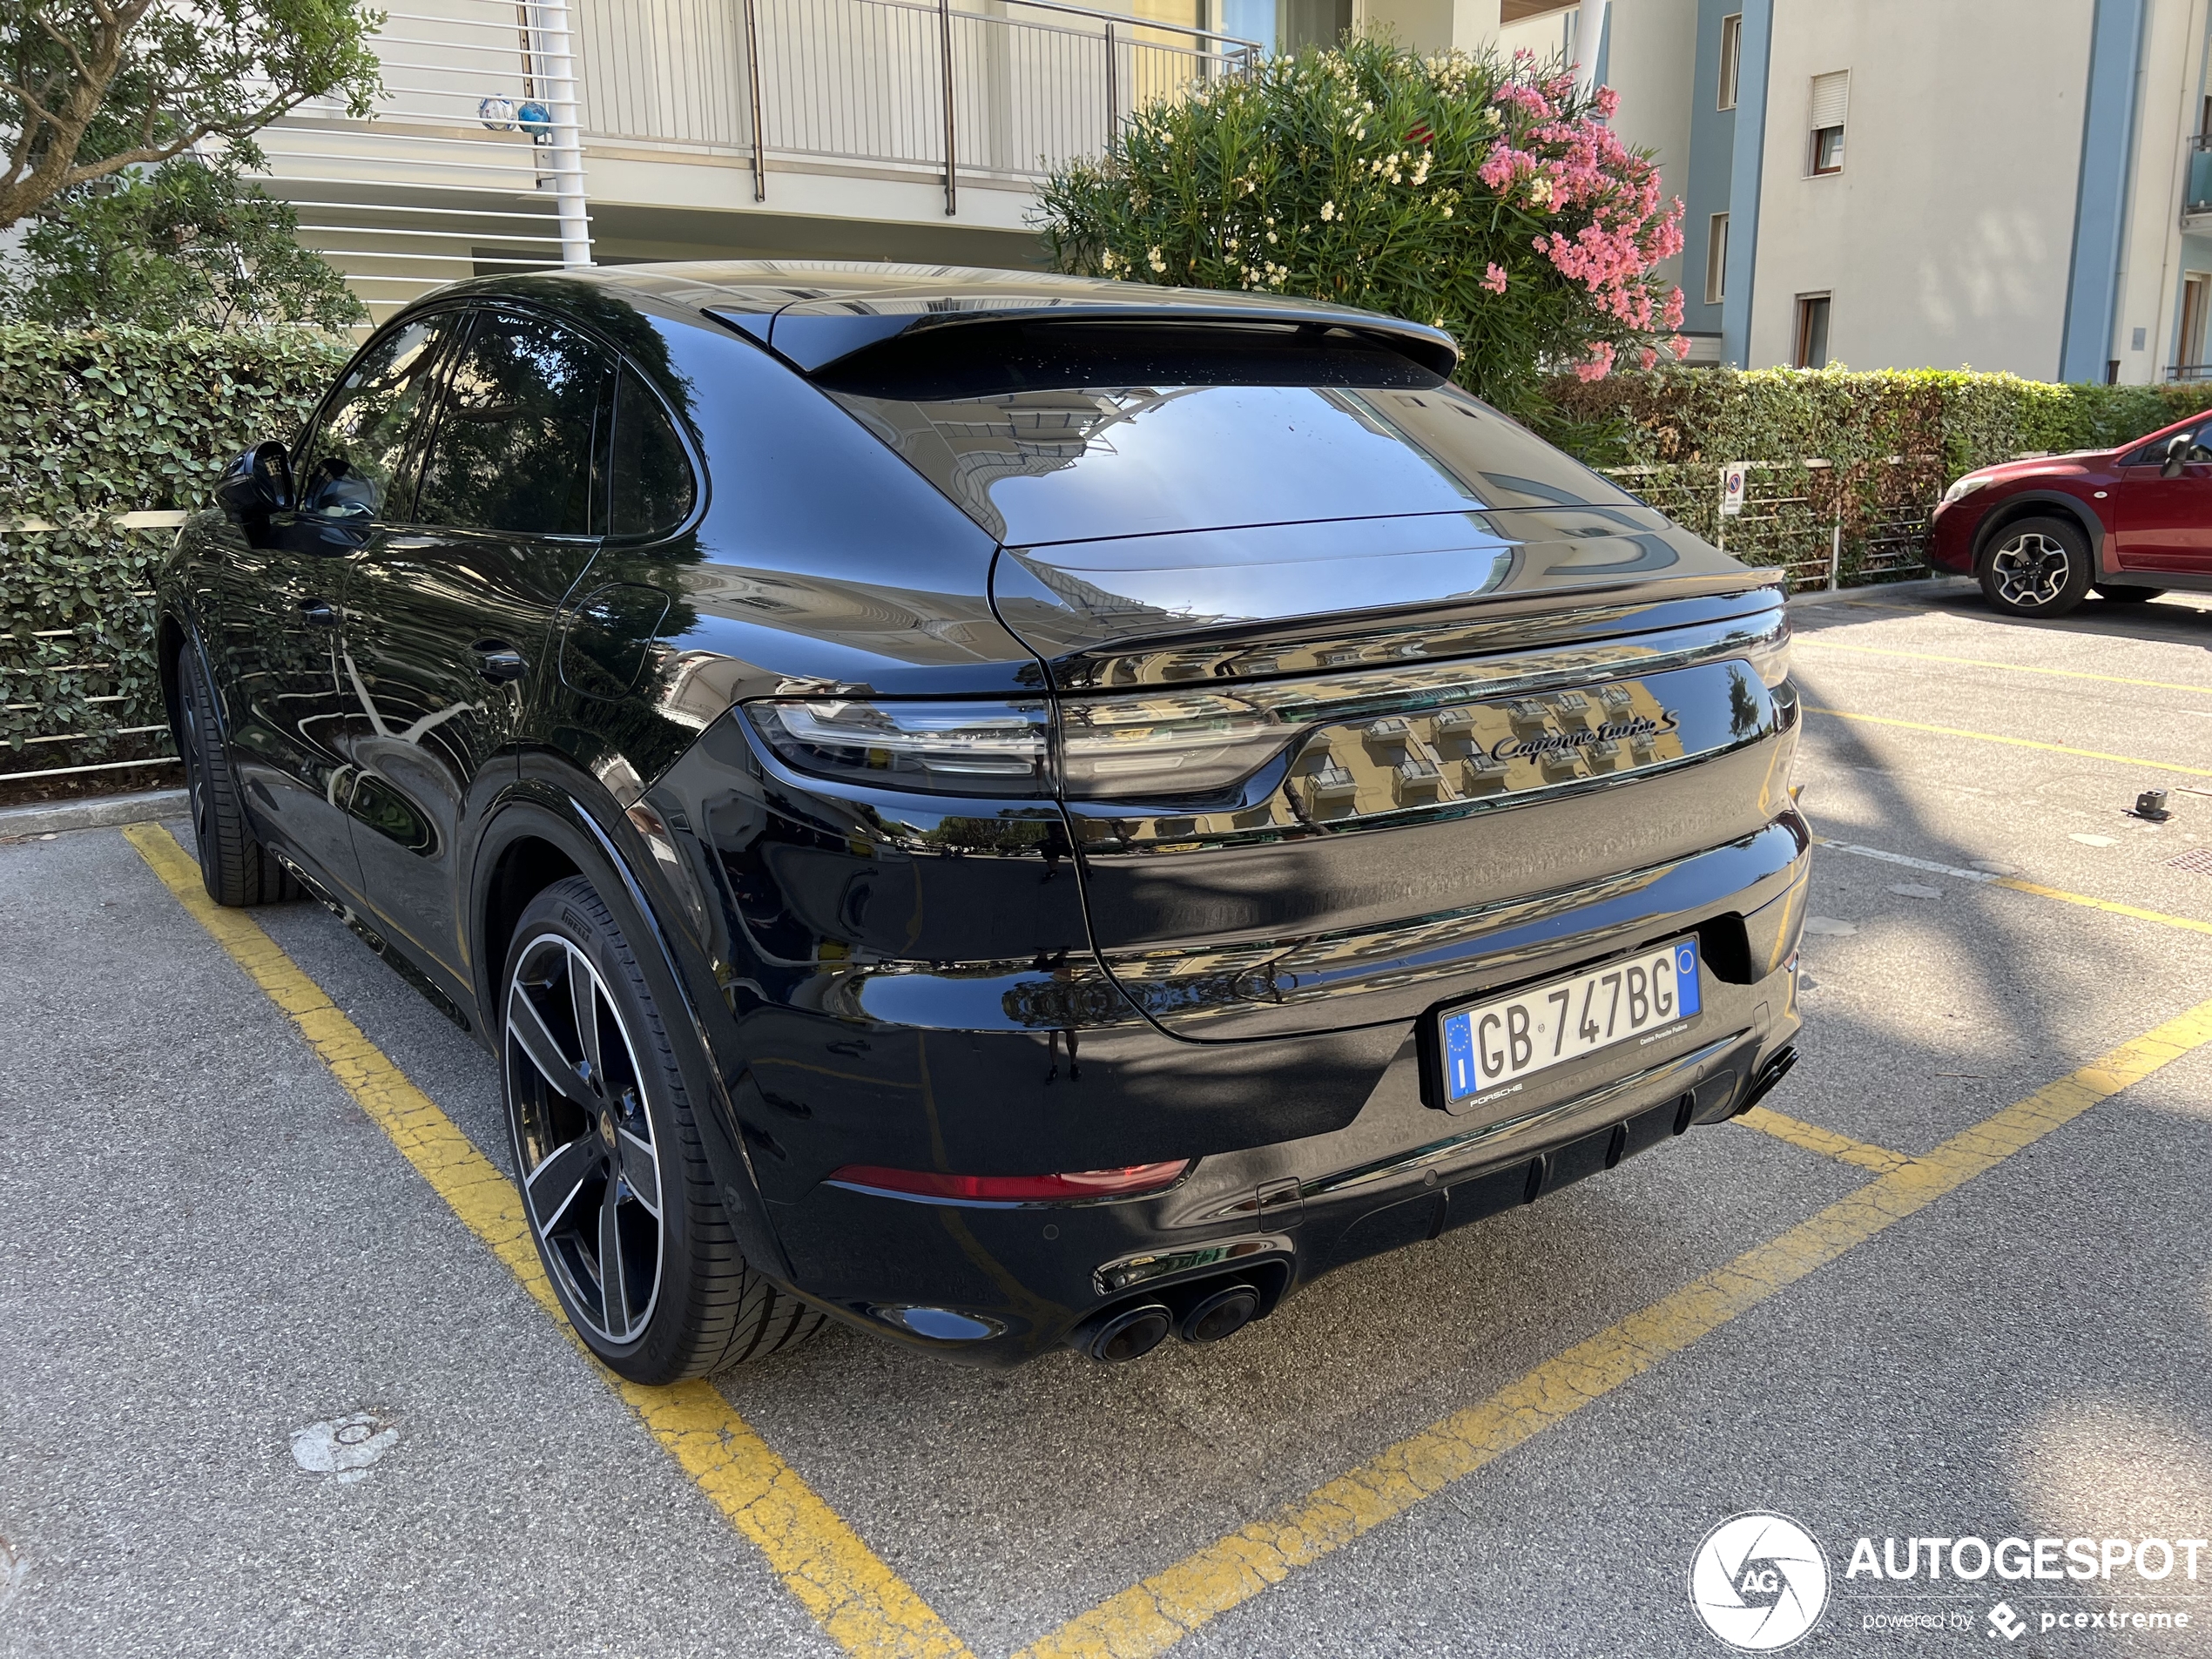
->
704, 294, 1460, 379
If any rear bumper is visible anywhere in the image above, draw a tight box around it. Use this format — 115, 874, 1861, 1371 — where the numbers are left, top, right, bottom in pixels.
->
758, 817, 1809, 1365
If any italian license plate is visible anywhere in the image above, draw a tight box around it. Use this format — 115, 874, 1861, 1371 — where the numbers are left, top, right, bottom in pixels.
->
1440, 937, 1702, 1105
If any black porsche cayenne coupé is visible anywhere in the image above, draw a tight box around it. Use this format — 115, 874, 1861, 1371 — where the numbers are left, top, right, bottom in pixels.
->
158, 261, 1806, 1382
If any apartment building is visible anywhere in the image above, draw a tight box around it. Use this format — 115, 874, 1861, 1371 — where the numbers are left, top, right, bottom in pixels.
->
266, 0, 2211, 385
1554, 0, 2212, 381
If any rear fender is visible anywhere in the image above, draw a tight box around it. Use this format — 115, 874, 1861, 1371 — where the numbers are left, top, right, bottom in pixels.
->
473, 777, 794, 1283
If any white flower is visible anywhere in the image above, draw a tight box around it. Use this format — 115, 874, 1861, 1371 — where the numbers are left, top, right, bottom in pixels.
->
1320, 200, 1336, 221
1148, 246, 1166, 273
1266, 229, 1277, 243
1440, 204, 1453, 218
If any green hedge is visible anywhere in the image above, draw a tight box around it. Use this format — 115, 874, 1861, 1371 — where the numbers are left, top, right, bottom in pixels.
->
3, 330, 2208, 792
0, 324, 348, 785
1541, 366, 2212, 582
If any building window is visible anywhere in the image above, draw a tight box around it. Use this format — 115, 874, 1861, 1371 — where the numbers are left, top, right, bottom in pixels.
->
1705, 213, 1729, 305
1810, 71, 1849, 174
1794, 294, 1831, 368
2180, 275, 2211, 376
1718, 13, 1743, 111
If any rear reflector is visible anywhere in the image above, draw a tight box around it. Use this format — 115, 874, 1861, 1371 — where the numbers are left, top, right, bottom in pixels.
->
828, 1161, 1190, 1203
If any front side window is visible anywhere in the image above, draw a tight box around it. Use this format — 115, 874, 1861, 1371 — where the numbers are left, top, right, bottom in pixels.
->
415, 310, 615, 536
295, 316, 451, 522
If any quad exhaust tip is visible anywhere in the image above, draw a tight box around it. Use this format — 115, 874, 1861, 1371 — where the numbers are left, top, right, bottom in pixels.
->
1081, 1278, 1265, 1361
1177, 1284, 1259, 1345
1082, 1302, 1172, 1363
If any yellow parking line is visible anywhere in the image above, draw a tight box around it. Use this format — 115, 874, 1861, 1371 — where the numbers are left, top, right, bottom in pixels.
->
1735, 1105, 1913, 1173
1804, 706, 2212, 779
124, 823, 973, 1659
1811, 835, 2212, 938
1796, 640, 2212, 698
1018, 998, 2212, 1659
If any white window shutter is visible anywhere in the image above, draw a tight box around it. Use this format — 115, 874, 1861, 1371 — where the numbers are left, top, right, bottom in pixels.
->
1811, 71, 1850, 130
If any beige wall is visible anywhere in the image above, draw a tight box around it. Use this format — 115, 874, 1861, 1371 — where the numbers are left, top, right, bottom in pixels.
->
1357, 0, 1502, 53
1746, 0, 2094, 376
1603, 0, 1697, 297
1494, 3, 1578, 64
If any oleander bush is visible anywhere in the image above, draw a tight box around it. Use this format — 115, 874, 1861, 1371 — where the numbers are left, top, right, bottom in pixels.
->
0, 323, 347, 789
1037, 37, 1689, 416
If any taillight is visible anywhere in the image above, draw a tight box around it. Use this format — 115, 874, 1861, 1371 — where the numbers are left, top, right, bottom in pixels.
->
826, 1161, 1190, 1203
1059, 691, 1299, 799
745, 698, 1049, 797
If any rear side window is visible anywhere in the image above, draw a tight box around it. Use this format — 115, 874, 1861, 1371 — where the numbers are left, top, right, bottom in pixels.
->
816, 321, 1642, 546
296, 315, 451, 521
609, 366, 696, 538
415, 310, 614, 535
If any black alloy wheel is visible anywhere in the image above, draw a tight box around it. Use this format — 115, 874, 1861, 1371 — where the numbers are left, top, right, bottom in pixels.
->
1979, 516, 2093, 617
173, 644, 298, 906
502, 876, 826, 1380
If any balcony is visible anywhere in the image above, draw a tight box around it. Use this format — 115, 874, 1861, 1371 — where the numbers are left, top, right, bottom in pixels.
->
253, 0, 1258, 318
2184, 133, 2212, 230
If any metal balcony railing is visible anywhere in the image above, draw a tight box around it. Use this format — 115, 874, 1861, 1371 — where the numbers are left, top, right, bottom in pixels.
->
250, 0, 1258, 319
2186, 133, 2212, 221
580, 0, 1259, 210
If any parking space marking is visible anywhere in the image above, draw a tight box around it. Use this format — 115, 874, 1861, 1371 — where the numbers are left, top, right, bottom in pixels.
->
1813, 836, 2212, 938
1804, 706, 2212, 779
1018, 998, 2212, 1659
1734, 1106, 1912, 1173
123, 824, 974, 1659
1794, 640, 2212, 698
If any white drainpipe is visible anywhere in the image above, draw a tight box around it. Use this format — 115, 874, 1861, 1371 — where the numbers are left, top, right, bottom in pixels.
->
529, 0, 593, 268
1572, 0, 1610, 95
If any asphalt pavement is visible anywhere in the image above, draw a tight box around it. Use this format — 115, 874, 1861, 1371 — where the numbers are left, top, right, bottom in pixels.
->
4, 580, 2211, 1658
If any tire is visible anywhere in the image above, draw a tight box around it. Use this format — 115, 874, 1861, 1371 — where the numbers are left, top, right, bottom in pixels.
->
173, 644, 300, 907
1978, 516, 2093, 617
2094, 583, 2167, 604
501, 875, 824, 1382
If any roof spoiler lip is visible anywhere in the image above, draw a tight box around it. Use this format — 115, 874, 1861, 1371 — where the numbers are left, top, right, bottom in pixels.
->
701, 298, 1460, 379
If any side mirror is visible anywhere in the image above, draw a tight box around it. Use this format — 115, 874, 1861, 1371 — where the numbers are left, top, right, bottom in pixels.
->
216, 440, 294, 520
2161, 433, 2193, 479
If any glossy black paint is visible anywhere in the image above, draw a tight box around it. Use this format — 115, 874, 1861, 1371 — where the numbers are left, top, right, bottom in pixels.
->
159, 261, 1806, 1366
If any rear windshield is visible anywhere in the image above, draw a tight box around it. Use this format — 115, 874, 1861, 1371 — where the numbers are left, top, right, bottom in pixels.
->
814, 320, 1643, 546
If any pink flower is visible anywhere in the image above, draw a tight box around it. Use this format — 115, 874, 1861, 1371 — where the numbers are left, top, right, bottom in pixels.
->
1669, 334, 1689, 360
1638, 346, 1658, 371
1573, 341, 1615, 382
1593, 85, 1620, 119
1481, 262, 1508, 294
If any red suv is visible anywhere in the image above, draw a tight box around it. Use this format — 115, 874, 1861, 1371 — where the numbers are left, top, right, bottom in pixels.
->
1927, 408, 2212, 617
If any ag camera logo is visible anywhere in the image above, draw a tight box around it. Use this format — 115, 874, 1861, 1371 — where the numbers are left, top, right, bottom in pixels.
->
1689, 1513, 1831, 1650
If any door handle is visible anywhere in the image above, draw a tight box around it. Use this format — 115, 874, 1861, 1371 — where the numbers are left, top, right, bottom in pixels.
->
299, 598, 339, 627
472, 640, 529, 683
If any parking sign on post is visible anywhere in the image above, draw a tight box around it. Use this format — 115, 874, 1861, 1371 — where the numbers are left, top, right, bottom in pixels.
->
1720, 463, 1748, 516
